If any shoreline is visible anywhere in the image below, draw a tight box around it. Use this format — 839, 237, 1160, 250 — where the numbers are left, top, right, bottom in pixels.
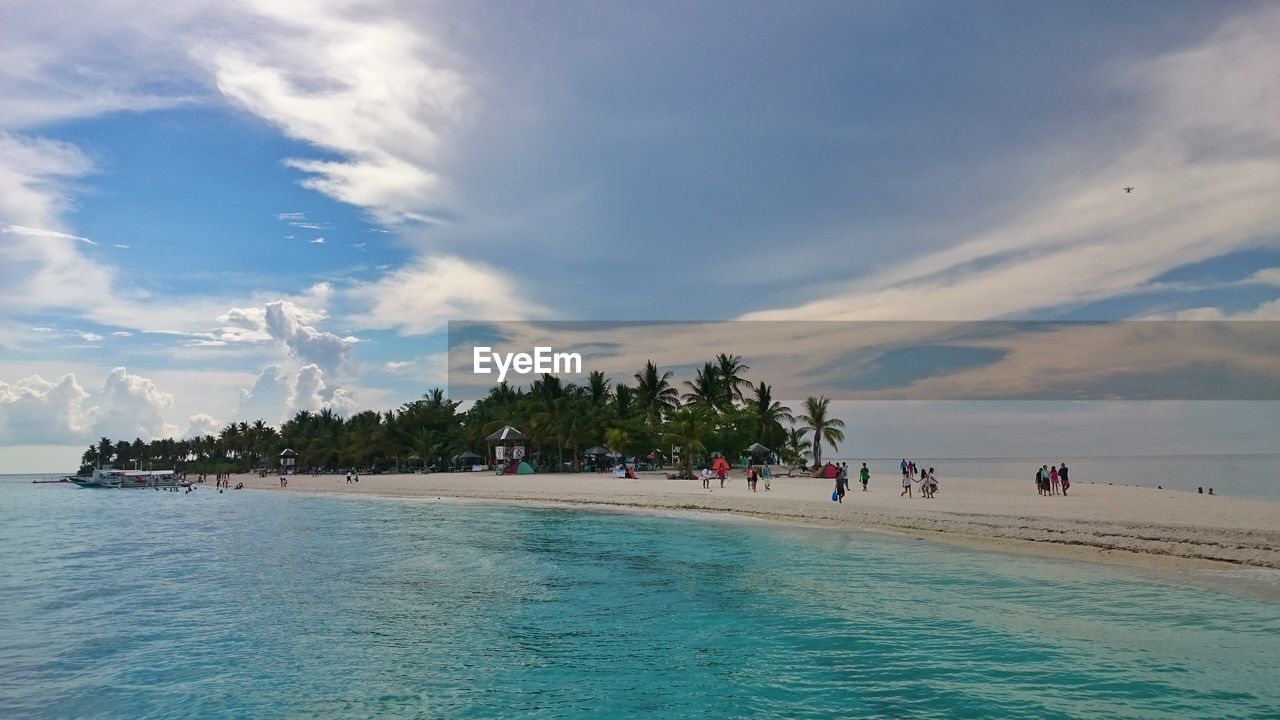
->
221, 470, 1280, 576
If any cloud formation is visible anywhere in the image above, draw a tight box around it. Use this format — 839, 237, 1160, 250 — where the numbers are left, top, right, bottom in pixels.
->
348, 256, 544, 335
742, 7, 1280, 323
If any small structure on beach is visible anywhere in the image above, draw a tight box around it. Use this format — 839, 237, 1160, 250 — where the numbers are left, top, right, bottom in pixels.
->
452, 450, 483, 470
745, 442, 771, 465
486, 425, 526, 467
279, 448, 297, 474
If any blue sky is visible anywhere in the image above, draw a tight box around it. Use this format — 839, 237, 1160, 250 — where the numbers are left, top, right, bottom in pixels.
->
1, 0, 1278, 471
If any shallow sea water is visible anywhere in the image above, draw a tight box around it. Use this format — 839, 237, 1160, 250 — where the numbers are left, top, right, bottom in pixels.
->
1, 478, 1277, 719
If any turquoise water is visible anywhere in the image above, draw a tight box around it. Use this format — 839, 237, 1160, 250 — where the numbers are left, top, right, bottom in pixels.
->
1, 479, 1277, 719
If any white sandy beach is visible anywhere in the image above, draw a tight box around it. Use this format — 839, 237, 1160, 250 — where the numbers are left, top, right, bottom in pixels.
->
223, 469, 1280, 571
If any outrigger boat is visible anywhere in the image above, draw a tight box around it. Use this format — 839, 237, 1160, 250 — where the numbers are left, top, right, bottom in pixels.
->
69, 466, 185, 489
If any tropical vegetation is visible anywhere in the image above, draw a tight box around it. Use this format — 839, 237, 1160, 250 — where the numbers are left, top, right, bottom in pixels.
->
78, 358, 844, 477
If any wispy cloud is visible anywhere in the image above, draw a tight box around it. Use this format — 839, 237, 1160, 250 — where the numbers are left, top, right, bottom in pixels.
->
742, 6, 1280, 323
310, 237, 325, 244
2, 224, 95, 245
205, 1, 466, 225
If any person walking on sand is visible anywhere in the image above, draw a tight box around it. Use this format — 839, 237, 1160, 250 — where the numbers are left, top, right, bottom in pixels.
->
927, 467, 939, 497
900, 470, 912, 498
346, 471, 352, 484
700, 467, 711, 490
1035, 466, 1045, 496
762, 466, 771, 492
1059, 463, 1069, 496
747, 465, 758, 492
1050, 465, 1060, 495
859, 463, 870, 492
835, 470, 846, 503
717, 464, 726, 488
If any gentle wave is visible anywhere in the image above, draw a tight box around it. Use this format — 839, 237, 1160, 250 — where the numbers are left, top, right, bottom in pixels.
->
1, 481, 1277, 719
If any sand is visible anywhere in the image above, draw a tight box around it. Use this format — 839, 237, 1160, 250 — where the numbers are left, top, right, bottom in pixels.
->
222, 469, 1280, 572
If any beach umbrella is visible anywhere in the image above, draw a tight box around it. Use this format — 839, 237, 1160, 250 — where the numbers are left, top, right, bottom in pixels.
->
453, 451, 483, 462
583, 446, 611, 456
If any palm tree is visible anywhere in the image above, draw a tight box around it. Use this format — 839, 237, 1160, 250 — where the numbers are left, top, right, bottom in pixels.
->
681, 363, 722, 407
605, 427, 631, 466
664, 407, 711, 479
715, 353, 751, 404
782, 425, 811, 466
613, 383, 636, 418
634, 360, 679, 418
96, 437, 114, 467
749, 382, 793, 449
797, 395, 845, 468
586, 371, 612, 407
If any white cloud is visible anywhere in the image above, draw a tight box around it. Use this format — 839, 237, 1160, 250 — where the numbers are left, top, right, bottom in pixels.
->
289, 363, 356, 416
183, 412, 221, 439
2, 224, 95, 245
1159, 298, 1280, 321
78, 331, 104, 342
204, 0, 467, 224
263, 300, 356, 377
92, 367, 177, 440
384, 353, 447, 385
112, 331, 132, 337
0, 374, 90, 445
310, 236, 325, 244
235, 364, 289, 422
348, 256, 544, 335
1246, 268, 1280, 286
112, 243, 129, 249
0, 367, 182, 446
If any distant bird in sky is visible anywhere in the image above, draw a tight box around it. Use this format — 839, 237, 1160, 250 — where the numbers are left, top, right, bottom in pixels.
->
1123, 186, 1134, 193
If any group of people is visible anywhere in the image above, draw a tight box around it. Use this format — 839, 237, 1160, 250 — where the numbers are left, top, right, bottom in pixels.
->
833, 462, 871, 503
1035, 463, 1070, 496
345, 470, 360, 483
898, 460, 939, 499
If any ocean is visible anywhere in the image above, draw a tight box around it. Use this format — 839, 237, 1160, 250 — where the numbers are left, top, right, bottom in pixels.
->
1, 478, 1277, 719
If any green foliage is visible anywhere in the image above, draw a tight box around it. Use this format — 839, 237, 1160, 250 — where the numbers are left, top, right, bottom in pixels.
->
84, 357, 846, 475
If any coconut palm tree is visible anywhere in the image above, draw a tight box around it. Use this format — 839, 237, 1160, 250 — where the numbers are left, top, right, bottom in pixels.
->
586, 371, 612, 407
605, 427, 631, 466
797, 395, 845, 468
681, 362, 723, 407
782, 425, 811, 466
634, 360, 680, 418
749, 382, 793, 450
715, 353, 751, 404
664, 407, 711, 479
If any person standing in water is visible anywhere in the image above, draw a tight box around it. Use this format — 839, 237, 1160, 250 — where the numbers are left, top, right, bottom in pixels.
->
859, 463, 870, 491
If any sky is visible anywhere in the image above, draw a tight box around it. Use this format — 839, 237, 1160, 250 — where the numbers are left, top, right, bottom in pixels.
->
2, 0, 1278, 471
